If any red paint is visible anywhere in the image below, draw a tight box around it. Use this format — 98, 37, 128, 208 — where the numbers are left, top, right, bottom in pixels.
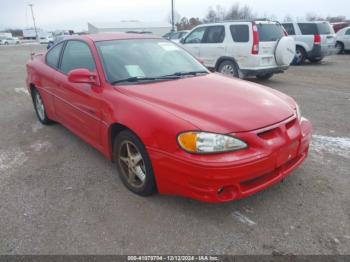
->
26, 33, 312, 203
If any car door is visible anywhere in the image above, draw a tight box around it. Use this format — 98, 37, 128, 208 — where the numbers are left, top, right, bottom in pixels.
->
182, 26, 206, 59
199, 25, 226, 68
54, 40, 103, 147
227, 23, 251, 68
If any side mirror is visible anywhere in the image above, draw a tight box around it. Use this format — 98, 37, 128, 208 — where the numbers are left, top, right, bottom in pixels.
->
180, 38, 185, 44
68, 68, 99, 85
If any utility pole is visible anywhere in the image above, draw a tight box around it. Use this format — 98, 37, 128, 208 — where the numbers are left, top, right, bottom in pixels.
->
171, 0, 175, 32
28, 4, 38, 41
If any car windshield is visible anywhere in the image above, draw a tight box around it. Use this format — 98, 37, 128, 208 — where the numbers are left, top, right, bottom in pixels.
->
96, 39, 207, 84
257, 23, 284, 42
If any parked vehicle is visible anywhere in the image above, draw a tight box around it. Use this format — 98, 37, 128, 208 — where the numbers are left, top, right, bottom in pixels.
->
168, 30, 190, 43
26, 33, 312, 203
39, 36, 54, 44
282, 21, 336, 65
0, 37, 20, 45
332, 22, 350, 33
180, 20, 295, 80
336, 26, 350, 53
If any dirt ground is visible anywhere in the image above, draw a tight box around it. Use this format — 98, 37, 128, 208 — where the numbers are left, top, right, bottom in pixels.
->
0, 44, 349, 255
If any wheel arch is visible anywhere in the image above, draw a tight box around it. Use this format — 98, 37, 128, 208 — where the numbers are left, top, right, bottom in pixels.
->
215, 56, 240, 71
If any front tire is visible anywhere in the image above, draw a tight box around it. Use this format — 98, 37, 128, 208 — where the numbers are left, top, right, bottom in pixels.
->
218, 60, 239, 78
32, 88, 53, 125
113, 130, 157, 197
336, 42, 344, 54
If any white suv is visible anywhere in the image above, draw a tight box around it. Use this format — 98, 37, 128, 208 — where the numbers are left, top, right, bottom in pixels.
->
180, 20, 295, 80
336, 26, 350, 54
282, 21, 336, 65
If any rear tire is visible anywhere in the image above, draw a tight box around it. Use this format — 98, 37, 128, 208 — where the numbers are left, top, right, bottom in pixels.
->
292, 46, 306, 65
256, 73, 274, 80
218, 60, 239, 78
32, 88, 53, 125
336, 42, 344, 54
113, 130, 157, 197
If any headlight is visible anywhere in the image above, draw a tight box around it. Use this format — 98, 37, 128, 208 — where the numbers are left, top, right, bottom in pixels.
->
177, 132, 247, 154
295, 103, 301, 121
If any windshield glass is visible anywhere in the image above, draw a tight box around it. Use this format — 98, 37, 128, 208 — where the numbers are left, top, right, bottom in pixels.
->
96, 39, 207, 84
257, 24, 284, 42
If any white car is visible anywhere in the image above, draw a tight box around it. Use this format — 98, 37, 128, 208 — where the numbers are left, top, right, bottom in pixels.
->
336, 26, 350, 53
282, 21, 337, 65
0, 37, 20, 45
180, 20, 295, 80
169, 30, 190, 43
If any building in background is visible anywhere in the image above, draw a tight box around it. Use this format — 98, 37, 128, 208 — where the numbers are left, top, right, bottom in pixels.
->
0, 32, 12, 38
88, 21, 172, 36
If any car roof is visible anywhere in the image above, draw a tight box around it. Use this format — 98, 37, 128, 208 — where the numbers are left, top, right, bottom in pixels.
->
65, 33, 161, 42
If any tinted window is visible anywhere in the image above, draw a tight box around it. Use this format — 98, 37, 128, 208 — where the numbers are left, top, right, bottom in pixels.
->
298, 23, 318, 35
317, 23, 333, 34
96, 39, 206, 84
203, 26, 225, 43
46, 42, 64, 68
230, 25, 249, 42
60, 41, 95, 74
346, 29, 350, 35
257, 24, 284, 42
282, 23, 295, 35
184, 27, 206, 44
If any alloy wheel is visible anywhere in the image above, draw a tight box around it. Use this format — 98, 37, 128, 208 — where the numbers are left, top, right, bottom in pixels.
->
118, 141, 146, 189
35, 92, 45, 121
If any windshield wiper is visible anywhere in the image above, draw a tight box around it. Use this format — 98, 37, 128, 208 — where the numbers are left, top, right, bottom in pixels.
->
166, 70, 209, 77
111, 75, 180, 85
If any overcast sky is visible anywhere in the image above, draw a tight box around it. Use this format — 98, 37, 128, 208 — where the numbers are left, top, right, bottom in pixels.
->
0, 0, 349, 31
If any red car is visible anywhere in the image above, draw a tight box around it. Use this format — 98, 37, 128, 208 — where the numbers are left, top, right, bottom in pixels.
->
26, 33, 312, 203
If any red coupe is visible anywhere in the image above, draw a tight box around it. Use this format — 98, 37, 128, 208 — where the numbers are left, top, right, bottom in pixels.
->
26, 33, 312, 203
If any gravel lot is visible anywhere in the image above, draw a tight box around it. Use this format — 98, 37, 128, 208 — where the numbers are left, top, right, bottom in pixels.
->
0, 44, 349, 255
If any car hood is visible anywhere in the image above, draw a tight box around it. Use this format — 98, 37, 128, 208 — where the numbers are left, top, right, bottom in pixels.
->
117, 73, 295, 133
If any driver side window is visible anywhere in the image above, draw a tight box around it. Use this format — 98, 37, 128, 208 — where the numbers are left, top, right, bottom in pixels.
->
60, 40, 96, 75
184, 27, 206, 44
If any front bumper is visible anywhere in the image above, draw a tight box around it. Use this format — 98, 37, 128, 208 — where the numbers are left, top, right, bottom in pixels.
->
148, 117, 312, 203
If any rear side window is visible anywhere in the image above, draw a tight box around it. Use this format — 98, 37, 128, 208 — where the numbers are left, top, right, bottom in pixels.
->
317, 23, 333, 34
230, 25, 249, 42
346, 29, 350, 35
46, 42, 64, 68
282, 23, 295, 35
257, 24, 284, 42
184, 27, 206, 44
60, 41, 96, 74
203, 26, 225, 43
298, 23, 318, 35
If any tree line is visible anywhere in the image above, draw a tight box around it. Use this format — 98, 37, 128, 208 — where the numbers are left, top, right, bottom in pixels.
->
176, 3, 349, 31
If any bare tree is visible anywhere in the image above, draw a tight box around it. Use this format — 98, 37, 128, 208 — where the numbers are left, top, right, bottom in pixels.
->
283, 15, 293, 22
305, 13, 325, 21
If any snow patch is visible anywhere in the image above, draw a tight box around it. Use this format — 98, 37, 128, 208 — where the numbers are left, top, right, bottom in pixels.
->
311, 135, 350, 159
0, 148, 28, 172
232, 211, 256, 226
31, 122, 43, 133
29, 141, 52, 152
14, 88, 29, 96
